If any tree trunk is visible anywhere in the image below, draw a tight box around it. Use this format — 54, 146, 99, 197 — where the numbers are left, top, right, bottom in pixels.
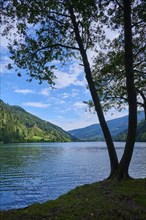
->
144, 102, 146, 123
68, 5, 119, 175
112, 0, 137, 180
142, 98, 146, 123
139, 91, 146, 123
68, 2, 137, 180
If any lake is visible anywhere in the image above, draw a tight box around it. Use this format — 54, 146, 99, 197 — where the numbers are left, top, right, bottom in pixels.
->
0, 142, 145, 210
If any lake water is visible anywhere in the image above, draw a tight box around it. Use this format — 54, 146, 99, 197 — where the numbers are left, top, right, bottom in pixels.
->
0, 142, 146, 210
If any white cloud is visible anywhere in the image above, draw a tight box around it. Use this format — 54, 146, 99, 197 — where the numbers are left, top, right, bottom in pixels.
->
54, 61, 85, 89
54, 70, 79, 89
86, 27, 119, 66
62, 93, 70, 99
0, 55, 13, 75
15, 89, 36, 95
50, 111, 98, 131
73, 101, 86, 109
57, 106, 72, 113
105, 109, 128, 121
15, 88, 51, 96
59, 100, 66, 104
71, 89, 80, 98
56, 90, 80, 103
105, 28, 119, 40
68, 61, 83, 75
40, 88, 50, 96
22, 102, 50, 108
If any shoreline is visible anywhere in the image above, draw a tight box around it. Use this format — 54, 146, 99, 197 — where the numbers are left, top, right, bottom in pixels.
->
0, 178, 146, 220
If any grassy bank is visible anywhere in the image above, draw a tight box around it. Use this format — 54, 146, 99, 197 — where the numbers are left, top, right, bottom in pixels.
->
0, 178, 146, 220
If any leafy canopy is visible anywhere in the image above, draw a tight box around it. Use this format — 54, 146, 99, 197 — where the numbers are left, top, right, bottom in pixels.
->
86, 0, 146, 112
2, 0, 105, 85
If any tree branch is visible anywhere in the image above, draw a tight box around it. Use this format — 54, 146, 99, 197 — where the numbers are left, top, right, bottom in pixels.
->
32, 44, 80, 55
136, 101, 144, 107
50, 11, 70, 18
132, 19, 145, 28
133, 49, 143, 59
133, 60, 144, 68
115, 0, 124, 10
106, 95, 127, 101
47, 15, 67, 26
136, 89, 146, 101
134, 69, 145, 74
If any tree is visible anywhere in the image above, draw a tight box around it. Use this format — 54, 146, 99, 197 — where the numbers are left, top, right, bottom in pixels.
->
119, 0, 137, 179
1, 0, 138, 179
87, 0, 145, 120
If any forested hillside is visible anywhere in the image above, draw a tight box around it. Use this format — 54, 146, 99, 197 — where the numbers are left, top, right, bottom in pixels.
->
0, 100, 75, 143
113, 120, 146, 142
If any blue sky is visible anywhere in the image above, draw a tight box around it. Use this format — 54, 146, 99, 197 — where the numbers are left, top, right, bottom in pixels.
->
0, 29, 129, 131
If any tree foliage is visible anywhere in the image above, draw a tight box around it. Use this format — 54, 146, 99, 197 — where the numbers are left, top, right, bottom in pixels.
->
87, 0, 146, 117
2, 0, 104, 84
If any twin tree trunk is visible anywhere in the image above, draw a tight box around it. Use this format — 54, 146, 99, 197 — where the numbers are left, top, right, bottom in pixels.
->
69, 0, 137, 180
117, 0, 137, 179
142, 97, 146, 123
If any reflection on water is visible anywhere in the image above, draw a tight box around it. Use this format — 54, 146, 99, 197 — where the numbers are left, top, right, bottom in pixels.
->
0, 142, 145, 210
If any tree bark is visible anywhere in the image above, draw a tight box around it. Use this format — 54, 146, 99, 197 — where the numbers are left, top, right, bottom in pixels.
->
116, 0, 137, 180
138, 91, 146, 123
144, 101, 146, 123
142, 96, 146, 123
68, 5, 119, 175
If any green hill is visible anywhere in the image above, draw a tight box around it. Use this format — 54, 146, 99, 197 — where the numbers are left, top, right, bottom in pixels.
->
0, 100, 75, 143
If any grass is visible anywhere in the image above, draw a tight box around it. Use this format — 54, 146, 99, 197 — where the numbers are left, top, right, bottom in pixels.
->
0, 178, 146, 220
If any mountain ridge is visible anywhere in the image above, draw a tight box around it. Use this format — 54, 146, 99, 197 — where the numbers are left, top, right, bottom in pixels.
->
68, 111, 145, 141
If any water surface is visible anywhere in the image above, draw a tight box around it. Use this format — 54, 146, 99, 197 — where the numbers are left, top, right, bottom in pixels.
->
0, 142, 145, 210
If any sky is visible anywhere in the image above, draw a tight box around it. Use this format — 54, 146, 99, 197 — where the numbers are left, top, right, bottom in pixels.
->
0, 26, 129, 131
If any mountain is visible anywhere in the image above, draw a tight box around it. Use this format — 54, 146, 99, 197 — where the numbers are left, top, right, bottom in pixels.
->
114, 119, 146, 142
68, 112, 145, 141
0, 100, 75, 143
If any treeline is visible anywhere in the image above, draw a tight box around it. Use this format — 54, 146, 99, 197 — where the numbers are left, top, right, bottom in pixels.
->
0, 100, 75, 143
113, 120, 146, 142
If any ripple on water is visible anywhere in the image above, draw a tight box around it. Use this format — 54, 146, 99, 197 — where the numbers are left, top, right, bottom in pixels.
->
0, 142, 145, 210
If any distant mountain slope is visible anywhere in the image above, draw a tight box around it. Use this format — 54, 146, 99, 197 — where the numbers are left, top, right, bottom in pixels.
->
68, 112, 145, 141
0, 100, 75, 143
113, 119, 146, 142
